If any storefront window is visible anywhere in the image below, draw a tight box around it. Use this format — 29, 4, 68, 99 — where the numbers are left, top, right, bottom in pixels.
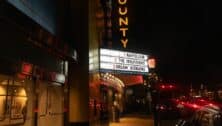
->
0, 85, 7, 120
9, 86, 27, 119
0, 74, 27, 124
0, 75, 8, 121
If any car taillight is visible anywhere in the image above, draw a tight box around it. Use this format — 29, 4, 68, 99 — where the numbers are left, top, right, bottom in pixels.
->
192, 104, 198, 108
160, 106, 165, 110
200, 99, 205, 102
185, 103, 200, 109
161, 85, 165, 89
209, 103, 214, 106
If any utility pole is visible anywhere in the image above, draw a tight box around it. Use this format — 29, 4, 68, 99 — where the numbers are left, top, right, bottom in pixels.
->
147, 57, 160, 126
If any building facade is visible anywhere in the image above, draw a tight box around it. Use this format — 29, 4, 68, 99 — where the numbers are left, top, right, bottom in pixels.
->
0, 1, 76, 126
1, 0, 150, 126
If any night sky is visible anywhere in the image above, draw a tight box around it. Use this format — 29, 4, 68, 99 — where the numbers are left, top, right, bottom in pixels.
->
126, 1, 222, 85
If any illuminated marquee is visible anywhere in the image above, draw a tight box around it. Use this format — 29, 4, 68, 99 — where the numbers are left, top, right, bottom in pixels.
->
100, 48, 149, 74
118, 0, 128, 48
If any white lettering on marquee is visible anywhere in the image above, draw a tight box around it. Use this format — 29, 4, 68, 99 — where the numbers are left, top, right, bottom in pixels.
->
100, 49, 149, 73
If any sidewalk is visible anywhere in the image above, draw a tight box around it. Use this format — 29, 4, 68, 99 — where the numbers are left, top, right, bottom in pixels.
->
110, 115, 154, 126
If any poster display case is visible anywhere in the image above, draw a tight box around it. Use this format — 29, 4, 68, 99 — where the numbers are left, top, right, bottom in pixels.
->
0, 74, 27, 125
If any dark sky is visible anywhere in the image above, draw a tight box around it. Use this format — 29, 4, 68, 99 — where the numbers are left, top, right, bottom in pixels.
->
126, 0, 222, 85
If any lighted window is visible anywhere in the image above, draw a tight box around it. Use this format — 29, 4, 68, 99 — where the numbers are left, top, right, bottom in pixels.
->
0, 76, 27, 123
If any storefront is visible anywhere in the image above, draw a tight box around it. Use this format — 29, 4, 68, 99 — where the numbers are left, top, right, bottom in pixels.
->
89, 72, 124, 124
0, 16, 67, 126
0, 1, 71, 125
89, 47, 149, 124
37, 76, 65, 126
35, 67, 66, 126
0, 73, 34, 126
0, 61, 67, 126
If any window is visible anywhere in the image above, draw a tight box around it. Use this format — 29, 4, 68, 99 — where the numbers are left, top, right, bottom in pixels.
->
0, 74, 27, 124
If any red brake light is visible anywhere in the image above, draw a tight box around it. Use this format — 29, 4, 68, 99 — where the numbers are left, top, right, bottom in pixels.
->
200, 99, 205, 102
160, 84, 175, 89
192, 104, 200, 109
161, 85, 165, 89
209, 103, 214, 106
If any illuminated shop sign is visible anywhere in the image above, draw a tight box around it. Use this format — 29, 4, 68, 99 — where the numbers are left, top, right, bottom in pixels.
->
100, 49, 149, 74
118, 0, 128, 48
21, 62, 33, 75
89, 49, 99, 72
148, 58, 156, 69
45, 72, 66, 84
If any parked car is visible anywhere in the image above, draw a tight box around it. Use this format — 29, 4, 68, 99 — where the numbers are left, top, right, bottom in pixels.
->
153, 84, 181, 120
175, 95, 219, 118
175, 104, 222, 126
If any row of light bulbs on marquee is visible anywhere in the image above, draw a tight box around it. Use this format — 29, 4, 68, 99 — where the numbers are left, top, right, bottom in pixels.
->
100, 73, 125, 88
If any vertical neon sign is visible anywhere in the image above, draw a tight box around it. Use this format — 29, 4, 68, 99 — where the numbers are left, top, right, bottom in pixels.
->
118, 0, 128, 48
